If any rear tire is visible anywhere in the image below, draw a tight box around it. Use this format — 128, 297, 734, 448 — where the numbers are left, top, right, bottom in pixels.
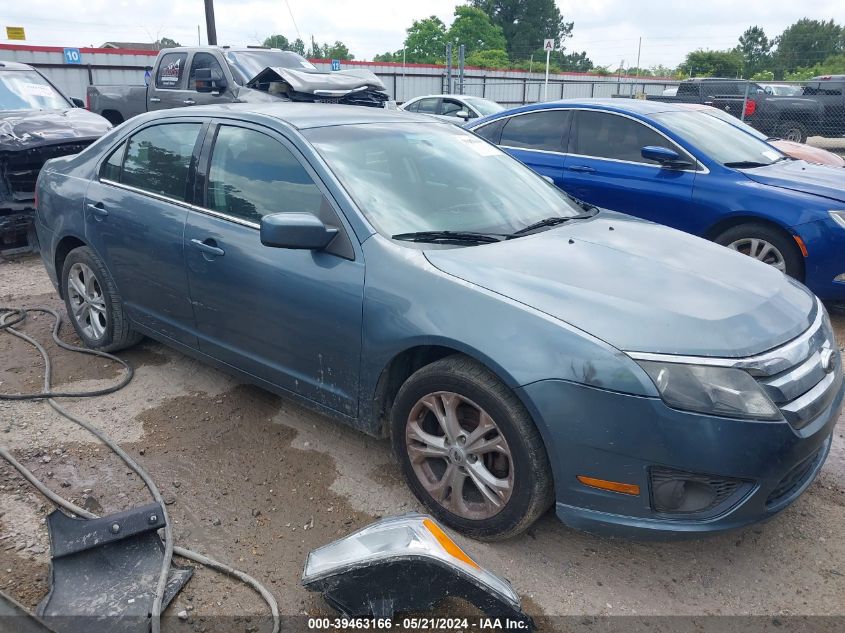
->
391, 355, 553, 540
774, 120, 808, 144
61, 246, 142, 351
715, 223, 804, 280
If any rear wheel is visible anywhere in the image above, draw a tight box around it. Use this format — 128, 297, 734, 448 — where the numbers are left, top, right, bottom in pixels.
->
774, 120, 808, 144
715, 223, 803, 280
391, 355, 553, 540
61, 246, 142, 351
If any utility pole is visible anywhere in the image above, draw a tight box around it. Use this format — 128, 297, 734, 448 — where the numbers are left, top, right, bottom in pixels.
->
458, 44, 465, 95
197, 25, 201, 46
204, 0, 217, 46
635, 37, 642, 77
445, 43, 452, 93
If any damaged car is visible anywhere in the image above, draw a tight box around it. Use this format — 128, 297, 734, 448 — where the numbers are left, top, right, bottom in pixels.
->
86, 46, 390, 126
0, 61, 111, 251
35, 104, 842, 540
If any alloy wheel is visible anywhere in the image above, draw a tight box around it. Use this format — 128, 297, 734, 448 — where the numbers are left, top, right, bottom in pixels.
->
405, 391, 514, 520
67, 262, 108, 340
727, 238, 787, 272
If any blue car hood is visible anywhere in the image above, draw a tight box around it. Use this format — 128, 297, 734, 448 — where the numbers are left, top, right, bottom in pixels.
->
741, 160, 845, 203
425, 213, 816, 358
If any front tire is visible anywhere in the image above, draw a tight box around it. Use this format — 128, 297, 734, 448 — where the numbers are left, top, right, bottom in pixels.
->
391, 355, 553, 540
61, 246, 142, 351
715, 223, 804, 280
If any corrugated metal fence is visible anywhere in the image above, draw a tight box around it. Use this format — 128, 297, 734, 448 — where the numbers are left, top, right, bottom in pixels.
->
0, 43, 679, 105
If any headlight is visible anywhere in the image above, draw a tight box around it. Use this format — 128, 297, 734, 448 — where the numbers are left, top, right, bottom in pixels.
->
637, 361, 781, 420
302, 514, 530, 624
830, 210, 845, 229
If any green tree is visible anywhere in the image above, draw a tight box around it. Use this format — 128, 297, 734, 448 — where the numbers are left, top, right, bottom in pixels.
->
325, 41, 354, 60
465, 49, 510, 69
559, 50, 593, 72
737, 26, 771, 77
263, 34, 291, 50
775, 19, 844, 75
679, 49, 743, 77
750, 70, 775, 81
404, 16, 448, 63
373, 51, 402, 62
784, 53, 845, 80
471, 0, 573, 60
291, 38, 306, 56
448, 6, 506, 57
156, 37, 180, 49
649, 64, 678, 78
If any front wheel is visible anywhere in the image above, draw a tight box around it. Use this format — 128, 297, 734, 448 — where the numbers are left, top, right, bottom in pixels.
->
391, 355, 553, 540
61, 246, 142, 351
715, 223, 804, 280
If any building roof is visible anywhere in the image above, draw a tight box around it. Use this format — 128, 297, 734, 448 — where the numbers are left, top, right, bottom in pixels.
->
99, 42, 159, 51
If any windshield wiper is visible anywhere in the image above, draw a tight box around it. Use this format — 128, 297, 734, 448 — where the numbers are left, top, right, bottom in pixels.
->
509, 210, 597, 237
391, 230, 504, 244
724, 160, 771, 168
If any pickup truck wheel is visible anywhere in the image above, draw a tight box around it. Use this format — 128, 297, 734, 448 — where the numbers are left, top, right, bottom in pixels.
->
61, 246, 142, 351
774, 120, 808, 143
715, 223, 803, 280
391, 355, 553, 540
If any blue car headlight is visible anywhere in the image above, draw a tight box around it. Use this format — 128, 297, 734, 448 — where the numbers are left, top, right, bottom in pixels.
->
636, 361, 781, 420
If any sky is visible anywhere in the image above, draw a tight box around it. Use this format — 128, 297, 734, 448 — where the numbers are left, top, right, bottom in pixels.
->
2, 0, 844, 68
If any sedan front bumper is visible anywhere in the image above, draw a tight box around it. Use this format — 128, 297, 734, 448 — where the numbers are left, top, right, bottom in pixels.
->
517, 373, 843, 538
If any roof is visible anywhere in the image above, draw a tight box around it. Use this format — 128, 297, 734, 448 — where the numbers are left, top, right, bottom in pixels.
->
498, 98, 691, 118
406, 94, 492, 100
100, 41, 160, 50
145, 102, 436, 130
0, 61, 35, 71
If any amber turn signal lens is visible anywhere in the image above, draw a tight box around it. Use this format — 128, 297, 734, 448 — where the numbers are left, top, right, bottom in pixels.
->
423, 518, 479, 569
793, 235, 809, 257
577, 475, 640, 496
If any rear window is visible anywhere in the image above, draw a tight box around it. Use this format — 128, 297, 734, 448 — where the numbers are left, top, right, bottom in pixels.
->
500, 110, 569, 152
121, 123, 201, 201
155, 53, 188, 90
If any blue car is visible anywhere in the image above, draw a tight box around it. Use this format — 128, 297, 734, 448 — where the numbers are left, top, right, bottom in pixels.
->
35, 104, 842, 538
466, 99, 845, 301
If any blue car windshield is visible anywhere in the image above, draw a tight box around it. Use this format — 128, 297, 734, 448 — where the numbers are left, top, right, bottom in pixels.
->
0, 70, 70, 111
304, 122, 583, 238
652, 110, 786, 167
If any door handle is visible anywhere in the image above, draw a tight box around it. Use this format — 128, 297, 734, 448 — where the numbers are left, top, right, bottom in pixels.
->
86, 202, 109, 220
149, 97, 161, 103
183, 98, 196, 105
190, 238, 225, 257
566, 165, 596, 174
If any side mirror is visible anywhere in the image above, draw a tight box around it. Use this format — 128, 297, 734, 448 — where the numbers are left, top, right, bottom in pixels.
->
71, 97, 85, 108
260, 212, 338, 250
455, 109, 470, 120
641, 145, 692, 168
194, 67, 228, 94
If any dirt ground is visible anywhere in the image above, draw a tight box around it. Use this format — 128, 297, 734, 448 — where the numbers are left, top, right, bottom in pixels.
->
1, 253, 844, 631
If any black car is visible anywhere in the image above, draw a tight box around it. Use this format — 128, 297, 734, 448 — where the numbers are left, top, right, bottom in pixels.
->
0, 61, 112, 251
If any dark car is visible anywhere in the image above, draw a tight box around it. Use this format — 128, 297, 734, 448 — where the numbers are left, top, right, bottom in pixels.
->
35, 103, 842, 539
0, 61, 112, 251
467, 99, 845, 301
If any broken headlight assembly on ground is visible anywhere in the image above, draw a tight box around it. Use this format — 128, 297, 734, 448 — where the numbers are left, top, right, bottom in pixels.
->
302, 514, 533, 628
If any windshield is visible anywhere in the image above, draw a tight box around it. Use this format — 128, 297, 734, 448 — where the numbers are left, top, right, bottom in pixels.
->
695, 106, 769, 141
224, 50, 317, 83
652, 111, 786, 167
765, 84, 801, 96
0, 70, 70, 111
463, 97, 504, 116
304, 122, 583, 238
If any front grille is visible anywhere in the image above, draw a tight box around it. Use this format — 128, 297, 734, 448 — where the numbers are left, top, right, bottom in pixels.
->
754, 313, 842, 430
766, 443, 827, 508
1, 141, 92, 201
649, 467, 748, 516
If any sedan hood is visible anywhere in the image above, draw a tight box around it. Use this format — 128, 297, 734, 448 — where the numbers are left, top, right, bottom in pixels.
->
0, 108, 111, 151
425, 213, 816, 358
741, 159, 845, 203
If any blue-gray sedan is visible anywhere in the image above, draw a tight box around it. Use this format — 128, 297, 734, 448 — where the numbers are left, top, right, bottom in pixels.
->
34, 103, 843, 539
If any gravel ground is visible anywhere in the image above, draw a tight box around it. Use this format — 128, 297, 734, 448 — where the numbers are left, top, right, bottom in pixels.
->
1, 253, 844, 631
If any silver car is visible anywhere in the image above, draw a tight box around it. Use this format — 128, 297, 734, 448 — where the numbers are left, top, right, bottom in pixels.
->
399, 94, 504, 123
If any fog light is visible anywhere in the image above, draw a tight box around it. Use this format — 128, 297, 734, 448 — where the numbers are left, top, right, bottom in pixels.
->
650, 468, 746, 515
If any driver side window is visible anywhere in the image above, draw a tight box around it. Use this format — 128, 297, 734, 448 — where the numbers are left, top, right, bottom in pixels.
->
188, 53, 225, 90
573, 111, 687, 164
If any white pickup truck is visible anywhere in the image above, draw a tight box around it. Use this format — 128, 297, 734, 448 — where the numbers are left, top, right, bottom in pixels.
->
86, 46, 390, 125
